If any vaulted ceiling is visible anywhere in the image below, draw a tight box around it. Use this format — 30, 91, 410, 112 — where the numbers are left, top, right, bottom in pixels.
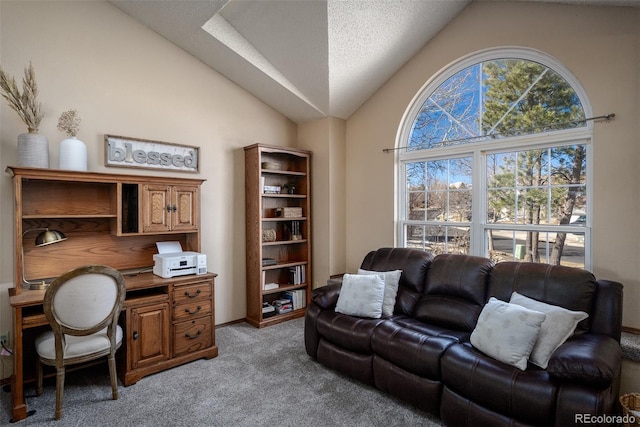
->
110, 0, 640, 124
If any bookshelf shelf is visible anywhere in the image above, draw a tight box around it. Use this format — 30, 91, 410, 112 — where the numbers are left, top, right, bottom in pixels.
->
262, 282, 308, 295
262, 239, 308, 246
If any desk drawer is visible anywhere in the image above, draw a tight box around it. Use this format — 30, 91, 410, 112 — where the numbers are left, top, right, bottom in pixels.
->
173, 300, 212, 322
174, 317, 212, 357
173, 280, 212, 305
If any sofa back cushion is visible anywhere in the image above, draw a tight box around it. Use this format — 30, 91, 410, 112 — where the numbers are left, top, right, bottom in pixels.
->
489, 262, 596, 334
360, 247, 433, 316
413, 254, 493, 331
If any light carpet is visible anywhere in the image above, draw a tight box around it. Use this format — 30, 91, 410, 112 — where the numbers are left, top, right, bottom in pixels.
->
1, 317, 442, 426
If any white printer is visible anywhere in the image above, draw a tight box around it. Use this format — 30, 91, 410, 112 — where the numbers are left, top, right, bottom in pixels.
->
153, 251, 207, 278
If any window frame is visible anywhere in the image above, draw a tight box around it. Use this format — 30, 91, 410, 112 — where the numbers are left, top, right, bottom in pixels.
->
395, 47, 593, 268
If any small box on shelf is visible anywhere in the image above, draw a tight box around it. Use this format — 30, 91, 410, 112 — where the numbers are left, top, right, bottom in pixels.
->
276, 207, 302, 218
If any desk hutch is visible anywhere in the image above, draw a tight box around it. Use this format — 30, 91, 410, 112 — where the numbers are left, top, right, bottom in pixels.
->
6, 166, 218, 422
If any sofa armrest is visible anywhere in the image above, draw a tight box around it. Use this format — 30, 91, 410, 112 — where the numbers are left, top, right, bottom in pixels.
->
547, 333, 621, 388
311, 282, 342, 309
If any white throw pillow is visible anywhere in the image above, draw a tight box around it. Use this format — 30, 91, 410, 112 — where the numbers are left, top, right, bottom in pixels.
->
509, 292, 589, 368
335, 273, 385, 319
358, 269, 402, 316
470, 297, 546, 370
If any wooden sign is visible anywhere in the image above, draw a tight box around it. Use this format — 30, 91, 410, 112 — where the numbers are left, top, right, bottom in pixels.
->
104, 135, 199, 172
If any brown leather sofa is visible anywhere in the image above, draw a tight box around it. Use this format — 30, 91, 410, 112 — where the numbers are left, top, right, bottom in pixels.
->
304, 248, 623, 426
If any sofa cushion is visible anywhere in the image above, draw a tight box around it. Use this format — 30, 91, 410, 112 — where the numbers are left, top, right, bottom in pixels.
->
335, 273, 385, 318
470, 297, 546, 370
489, 262, 596, 333
442, 342, 557, 426
371, 319, 458, 380
509, 291, 588, 368
316, 310, 384, 354
392, 317, 471, 343
414, 254, 493, 331
358, 269, 402, 317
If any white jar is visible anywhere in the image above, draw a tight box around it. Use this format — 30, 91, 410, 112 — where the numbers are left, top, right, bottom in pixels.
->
59, 137, 88, 171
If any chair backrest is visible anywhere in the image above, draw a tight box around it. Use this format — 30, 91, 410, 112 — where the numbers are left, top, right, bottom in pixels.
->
43, 265, 126, 337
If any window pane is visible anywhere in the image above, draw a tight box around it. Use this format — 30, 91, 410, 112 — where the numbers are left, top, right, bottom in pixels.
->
409, 65, 483, 150
405, 224, 470, 255
406, 157, 472, 224
487, 229, 584, 268
551, 146, 586, 185
488, 188, 516, 223
408, 59, 585, 151
487, 145, 586, 228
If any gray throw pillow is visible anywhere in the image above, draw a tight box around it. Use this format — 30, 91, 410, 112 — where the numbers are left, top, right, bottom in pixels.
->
470, 297, 546, 370
357, 269, 402, 316
335, 273, 385, 318
509, 292, 588, 368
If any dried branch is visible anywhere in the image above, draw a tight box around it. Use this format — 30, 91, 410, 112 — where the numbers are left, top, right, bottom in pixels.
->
0, 62, 44, 132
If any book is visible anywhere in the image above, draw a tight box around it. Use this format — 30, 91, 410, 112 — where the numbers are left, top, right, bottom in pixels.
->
288, 264, 306, 285
284, 289, 307, 310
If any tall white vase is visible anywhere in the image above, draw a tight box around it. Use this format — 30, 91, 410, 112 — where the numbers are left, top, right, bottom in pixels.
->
17, 132, 50, 168
59, 137, 88, 171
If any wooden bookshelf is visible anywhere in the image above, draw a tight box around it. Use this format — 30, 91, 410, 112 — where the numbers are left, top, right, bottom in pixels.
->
244, 144, 311, 327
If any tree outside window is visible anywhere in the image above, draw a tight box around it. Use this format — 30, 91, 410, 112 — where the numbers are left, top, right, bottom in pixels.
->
399, 52, 590, 268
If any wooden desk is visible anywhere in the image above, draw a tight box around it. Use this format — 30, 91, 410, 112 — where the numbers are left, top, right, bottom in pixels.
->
8, 272, 218, 422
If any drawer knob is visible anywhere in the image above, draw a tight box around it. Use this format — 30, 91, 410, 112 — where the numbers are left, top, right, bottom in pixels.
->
185, 329, 202, 340
184, 289, 201, 298
133, 331, 139, 340
185, 306, 202, 315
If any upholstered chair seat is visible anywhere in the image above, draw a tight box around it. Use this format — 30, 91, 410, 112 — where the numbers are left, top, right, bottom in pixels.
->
35, 326, 123, 361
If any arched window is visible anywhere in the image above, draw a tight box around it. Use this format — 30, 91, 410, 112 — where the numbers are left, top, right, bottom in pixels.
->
397, 47, 592, 268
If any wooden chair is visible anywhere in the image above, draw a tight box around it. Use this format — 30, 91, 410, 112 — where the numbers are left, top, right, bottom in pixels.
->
35, 265, 126, 420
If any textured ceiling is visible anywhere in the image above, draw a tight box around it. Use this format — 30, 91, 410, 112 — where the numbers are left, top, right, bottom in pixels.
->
110, 0, 640, 124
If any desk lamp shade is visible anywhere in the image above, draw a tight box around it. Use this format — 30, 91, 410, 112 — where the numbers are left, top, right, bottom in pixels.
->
35, 229, 67, 247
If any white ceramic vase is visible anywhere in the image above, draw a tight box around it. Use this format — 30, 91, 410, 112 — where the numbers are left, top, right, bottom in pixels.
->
59, 137, 88, 171
18, 132, 50, 168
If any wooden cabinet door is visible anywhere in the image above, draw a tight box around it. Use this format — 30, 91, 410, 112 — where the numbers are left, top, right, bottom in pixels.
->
171, 185, 199, 231
142, 184, 198, 232
130, 301, 170, 369
142, 184, 172, 232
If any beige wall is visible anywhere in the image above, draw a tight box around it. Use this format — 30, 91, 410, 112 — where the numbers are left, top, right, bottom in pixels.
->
299, 117, 347, 287
0, 0, 298, 366
346, 2, 640, 329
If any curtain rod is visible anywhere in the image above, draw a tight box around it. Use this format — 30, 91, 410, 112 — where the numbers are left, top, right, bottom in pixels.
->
382, 113, 615, 153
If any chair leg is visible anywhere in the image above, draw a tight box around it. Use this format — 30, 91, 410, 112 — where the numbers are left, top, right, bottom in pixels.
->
36, 358, 43, 396
108, 354, 118, 400
54, 367, 65, 420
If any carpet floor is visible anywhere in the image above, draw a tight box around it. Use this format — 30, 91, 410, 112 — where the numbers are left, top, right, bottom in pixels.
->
1, 317, 442, 426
